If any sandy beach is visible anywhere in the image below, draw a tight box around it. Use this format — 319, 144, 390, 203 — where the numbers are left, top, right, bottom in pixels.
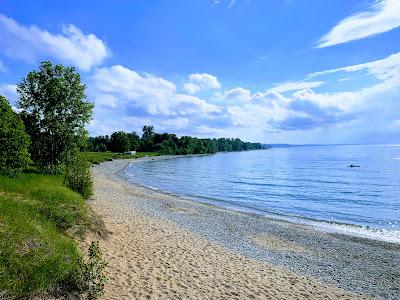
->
81, 158, 400, 299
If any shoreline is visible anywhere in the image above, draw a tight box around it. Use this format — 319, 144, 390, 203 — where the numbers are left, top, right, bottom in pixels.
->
124, 155, 400, 245
85, 158, 400, 299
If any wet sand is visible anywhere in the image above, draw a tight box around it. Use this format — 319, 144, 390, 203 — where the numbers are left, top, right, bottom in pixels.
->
82, 158, 400, 299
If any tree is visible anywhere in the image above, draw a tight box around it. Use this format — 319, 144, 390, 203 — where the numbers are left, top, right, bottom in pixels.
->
141, 125, 155, 151
110, 131, 130, 153
0, 96, 31, 176
17, 61, 94, 172
127, 132, 140, 150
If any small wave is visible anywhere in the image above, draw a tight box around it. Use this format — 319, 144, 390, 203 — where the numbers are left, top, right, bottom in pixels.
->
263, 213, 400, 244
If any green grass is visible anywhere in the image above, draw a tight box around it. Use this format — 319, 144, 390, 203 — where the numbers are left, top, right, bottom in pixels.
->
0, 170, 100, 298
84, 151, 160, 164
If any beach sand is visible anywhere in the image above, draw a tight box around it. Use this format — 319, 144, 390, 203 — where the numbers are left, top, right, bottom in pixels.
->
81, 158, 399, 299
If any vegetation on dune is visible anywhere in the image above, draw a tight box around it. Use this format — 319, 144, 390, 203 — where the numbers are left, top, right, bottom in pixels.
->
0, 171, 105, 298
88, 125, 266, 156
81, 241, 107, 300
64, 153, 94, 200
0, 96, 31, 177
0, 61, 106, 299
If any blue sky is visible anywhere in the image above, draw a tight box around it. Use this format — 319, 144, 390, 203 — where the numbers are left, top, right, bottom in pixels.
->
0, 0, 399, 144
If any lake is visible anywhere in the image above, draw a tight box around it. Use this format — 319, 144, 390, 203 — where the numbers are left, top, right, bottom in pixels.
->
124, 145, 400, 243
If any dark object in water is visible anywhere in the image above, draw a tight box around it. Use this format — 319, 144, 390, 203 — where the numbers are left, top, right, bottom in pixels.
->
348, 164, 360, 168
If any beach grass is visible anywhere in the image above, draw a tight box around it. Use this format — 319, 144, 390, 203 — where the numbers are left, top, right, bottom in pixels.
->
0, 169, 99, 298
84, 151, 160, 165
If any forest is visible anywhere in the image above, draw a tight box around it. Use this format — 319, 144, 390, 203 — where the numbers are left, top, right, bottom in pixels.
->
88, 125, 266, 155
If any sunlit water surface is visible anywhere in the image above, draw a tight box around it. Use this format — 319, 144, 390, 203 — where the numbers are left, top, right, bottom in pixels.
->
124, 145, 400, 243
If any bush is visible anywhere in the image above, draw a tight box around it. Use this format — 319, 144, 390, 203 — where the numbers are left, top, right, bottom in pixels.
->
80, 241, 107, 299
64, 154, 93, 199
0, 95, 31, 177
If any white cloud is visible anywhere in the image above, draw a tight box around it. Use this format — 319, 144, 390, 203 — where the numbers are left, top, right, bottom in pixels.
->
0, 14, 110, 71
292, 88, 360, 111
221, 87, 252, 103
94, 94, 118, 108
188, 73, 221, 90
91, 65, 176, 115
309, 51, 400, 81
226, 92, 292, 128
183, 82, 201, 94
268, 80, 324, 93
89, 53, 400, 138
173, 94, 220, 115
0, 84, 17, 103
317, 0, 400, 48
228, 0, 237, 8
91, 65, 220, 117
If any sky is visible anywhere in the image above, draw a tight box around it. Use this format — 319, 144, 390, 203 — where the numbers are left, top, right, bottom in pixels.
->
0, 0, 399, 144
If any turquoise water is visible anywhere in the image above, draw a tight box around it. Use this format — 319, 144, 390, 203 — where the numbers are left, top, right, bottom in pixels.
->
124, 145, 400, 243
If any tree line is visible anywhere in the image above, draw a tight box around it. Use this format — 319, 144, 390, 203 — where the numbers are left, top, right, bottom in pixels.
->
88, 126, 265, 155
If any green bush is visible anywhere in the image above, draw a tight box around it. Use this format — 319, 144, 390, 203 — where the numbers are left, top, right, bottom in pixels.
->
64, 154, 93, 199
80, 241, 107, 299
0, 95, 31, 177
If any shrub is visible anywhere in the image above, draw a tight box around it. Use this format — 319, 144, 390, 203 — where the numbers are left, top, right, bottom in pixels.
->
0, 95, 31, 177
64, 154, 93, 199
80, 241, 107, 299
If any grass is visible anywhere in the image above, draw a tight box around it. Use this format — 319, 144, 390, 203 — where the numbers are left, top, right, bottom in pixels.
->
84, 151, 160, 164
0, 169, 102, 298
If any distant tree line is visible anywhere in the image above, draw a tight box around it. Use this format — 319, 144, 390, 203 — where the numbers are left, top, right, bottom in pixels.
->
88, 125, 265, 155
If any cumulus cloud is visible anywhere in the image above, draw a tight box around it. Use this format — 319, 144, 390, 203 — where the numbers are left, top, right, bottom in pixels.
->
220, 87, 252, 103
292, 89, 360, 112
183, 82, 201, 94
0, 14, 110, 70
188, 73, 221, 90
317, 0, 400, 48
87, 50, 400, 138
91, 65, 220, 118
268, 80, 324, 93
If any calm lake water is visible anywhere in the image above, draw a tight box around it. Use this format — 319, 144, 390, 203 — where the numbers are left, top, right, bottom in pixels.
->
124, 145, 400, 243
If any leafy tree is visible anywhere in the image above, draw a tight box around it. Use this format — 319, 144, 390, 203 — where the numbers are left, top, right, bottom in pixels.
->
141, 125, 155, 151
110, 131, 130, 153
127, 132, 140, 150
0, 96, 31, 176
17, 61, 94, 172
88, 135, 111, 152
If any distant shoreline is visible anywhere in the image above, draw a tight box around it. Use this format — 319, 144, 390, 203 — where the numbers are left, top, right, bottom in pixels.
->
87, 158, 400, 299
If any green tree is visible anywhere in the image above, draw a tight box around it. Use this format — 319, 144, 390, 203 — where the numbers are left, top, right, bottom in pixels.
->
127, 132, 140, 150
17, 61, 94, 172
141, 125, 155, 151
0, 96, 31, 176
110, 131, 130, 153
